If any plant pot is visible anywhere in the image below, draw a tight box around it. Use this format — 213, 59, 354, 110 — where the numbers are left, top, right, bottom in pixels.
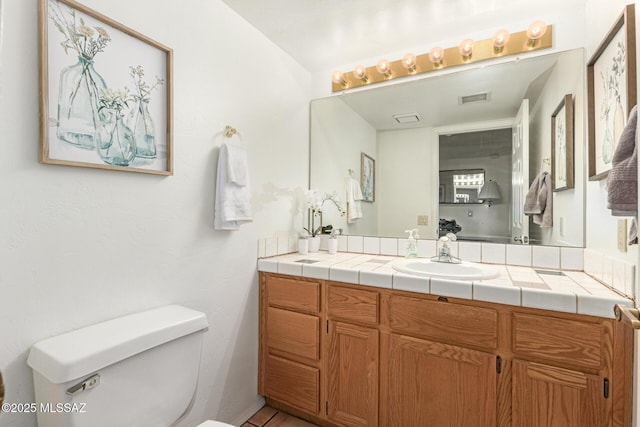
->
308, 236, 321, 253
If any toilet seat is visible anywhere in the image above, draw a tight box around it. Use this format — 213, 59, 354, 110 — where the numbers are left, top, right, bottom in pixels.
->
198, 421, 234, 427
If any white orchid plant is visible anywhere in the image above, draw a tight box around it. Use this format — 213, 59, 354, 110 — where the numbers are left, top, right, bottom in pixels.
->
303, 189, 345, 238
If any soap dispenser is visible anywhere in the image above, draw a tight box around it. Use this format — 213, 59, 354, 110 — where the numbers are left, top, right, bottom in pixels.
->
405, 229, 419, 258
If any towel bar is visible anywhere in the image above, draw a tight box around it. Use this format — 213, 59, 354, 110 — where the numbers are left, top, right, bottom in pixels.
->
615, 304, 640, 329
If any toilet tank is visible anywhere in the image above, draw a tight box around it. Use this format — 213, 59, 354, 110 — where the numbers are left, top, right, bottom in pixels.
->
27, 305, 208, 427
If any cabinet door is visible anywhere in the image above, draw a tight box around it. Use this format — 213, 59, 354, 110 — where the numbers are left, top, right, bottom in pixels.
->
512, 360, 605, 427
327, 321, 379, 427
388, 334, 497, 427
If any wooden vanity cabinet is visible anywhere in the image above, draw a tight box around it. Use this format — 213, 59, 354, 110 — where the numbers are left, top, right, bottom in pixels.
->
258, 273, 633, 427
326, 285, 380, 427
259, 274, 322, 417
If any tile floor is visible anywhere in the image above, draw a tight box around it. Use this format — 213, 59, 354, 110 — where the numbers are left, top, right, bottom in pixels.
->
242, 406, 318, 427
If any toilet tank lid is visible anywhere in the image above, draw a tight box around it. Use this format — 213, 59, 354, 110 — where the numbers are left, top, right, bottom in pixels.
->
27, 305, 209, 384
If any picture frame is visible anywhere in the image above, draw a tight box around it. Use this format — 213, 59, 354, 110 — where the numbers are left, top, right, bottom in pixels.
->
39, 0, 173, 175
587, 4, 636, 181
551, 94, 574, 191
360, 152, 375, 202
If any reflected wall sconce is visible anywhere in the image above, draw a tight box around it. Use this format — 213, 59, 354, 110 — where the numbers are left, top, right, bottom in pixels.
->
428, 46, 445, 67
526, 20, 548, 47
331, 21, 553, 92
353, 65, 369, 82
376, 59, 392, 78
402, 53, 417, 73
459, 38, 474, 61
479, 180, 501, 207
492, 29, 510, 54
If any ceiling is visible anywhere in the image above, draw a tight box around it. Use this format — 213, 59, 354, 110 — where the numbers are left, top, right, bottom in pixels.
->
221, 0, 585, 72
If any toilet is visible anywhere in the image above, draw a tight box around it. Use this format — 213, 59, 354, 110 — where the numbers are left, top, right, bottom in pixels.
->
27, 305, 233, 427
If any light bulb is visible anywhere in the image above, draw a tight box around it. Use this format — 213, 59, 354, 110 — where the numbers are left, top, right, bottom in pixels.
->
402, 53, 417, 73
527, 20, 547, 47
331, 70, 346, 86
428, 46, 444, 65
353, 65, 368, 82
376, 59, 392, 78
459, 38, 474, 59
527, 20, 547, 40
492, 29, 510, 53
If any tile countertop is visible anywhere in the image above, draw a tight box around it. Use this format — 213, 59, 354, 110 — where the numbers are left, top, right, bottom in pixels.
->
258, 252, 635, 319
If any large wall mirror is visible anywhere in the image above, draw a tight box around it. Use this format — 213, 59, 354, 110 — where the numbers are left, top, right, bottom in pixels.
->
310, 48, 585, 247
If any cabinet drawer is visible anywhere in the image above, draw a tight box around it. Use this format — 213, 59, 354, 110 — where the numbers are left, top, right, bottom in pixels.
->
512, 313, 603, 369
328, 285, 379, 324
389, 295, 498, 349
267, 307, 319, 361
265, 355, 319, 415
266, 276, 319, 314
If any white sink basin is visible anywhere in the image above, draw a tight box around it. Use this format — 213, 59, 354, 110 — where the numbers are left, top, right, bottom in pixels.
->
392, 258, 499, 281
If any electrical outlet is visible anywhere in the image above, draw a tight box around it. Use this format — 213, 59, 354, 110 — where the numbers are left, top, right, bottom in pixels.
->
559, 217, 564, 237
417, 215, 429, 226
617, 220, 627, 252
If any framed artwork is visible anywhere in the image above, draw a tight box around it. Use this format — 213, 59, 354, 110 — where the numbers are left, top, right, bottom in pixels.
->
551, 94, 574, 191
39, 0, 173, 175
360, 152, 375, 202
587, 4, 636, 181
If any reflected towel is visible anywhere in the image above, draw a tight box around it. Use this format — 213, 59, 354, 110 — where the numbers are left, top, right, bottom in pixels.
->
524, 171, 553, 227
607, 105, 637, 215
346, 177, 363, 223
214, 141, 253, 230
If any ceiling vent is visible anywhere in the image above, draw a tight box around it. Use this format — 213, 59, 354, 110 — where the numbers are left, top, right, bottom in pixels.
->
459, 92, 491, 105
393, 113, 421, 124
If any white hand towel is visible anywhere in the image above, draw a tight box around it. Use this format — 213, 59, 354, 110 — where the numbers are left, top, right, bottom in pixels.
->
214, 142, 253, 230
225, 142, 248, 186
346, 177, 364, 223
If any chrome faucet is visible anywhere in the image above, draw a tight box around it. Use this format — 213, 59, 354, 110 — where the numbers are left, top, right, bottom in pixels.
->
432, 233, 461, 264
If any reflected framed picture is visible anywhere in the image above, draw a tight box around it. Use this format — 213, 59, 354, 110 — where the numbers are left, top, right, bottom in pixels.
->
39, 0, 173, 175
361, 152, 375, 202
587, 4, 636, 181
551, 94, 574, 191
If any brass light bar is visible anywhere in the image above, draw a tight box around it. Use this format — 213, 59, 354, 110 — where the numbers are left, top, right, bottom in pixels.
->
331, 25, 553, 92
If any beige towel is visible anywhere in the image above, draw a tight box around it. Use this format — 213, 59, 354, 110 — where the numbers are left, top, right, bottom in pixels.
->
524, 171, 553, 227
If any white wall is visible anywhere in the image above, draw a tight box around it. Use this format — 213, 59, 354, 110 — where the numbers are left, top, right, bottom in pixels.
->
584, 0, 638, 265
528, 48, 585, 247
0, 0, 310, 426
310, 98, 378, 235
377, 128, 437, 238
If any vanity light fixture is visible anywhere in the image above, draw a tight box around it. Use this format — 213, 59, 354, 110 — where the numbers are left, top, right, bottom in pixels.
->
428, 46, 445, 67
376, 59, 393, 78
330, 21, 552, 92
331, 70, 347, 87
353, 65, 369, 82
526, 20, 548, 47
459, 38, 474, 61
402, 53, 417, 73
492, 29, 511, 54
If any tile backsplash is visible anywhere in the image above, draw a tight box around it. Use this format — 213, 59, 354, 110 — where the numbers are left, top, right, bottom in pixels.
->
257, 235, 635, 300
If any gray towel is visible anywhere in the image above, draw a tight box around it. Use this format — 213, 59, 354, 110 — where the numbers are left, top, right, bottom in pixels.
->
607, 105, 637, 215
607, 105, 637, 245
524, 171, 553, 227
